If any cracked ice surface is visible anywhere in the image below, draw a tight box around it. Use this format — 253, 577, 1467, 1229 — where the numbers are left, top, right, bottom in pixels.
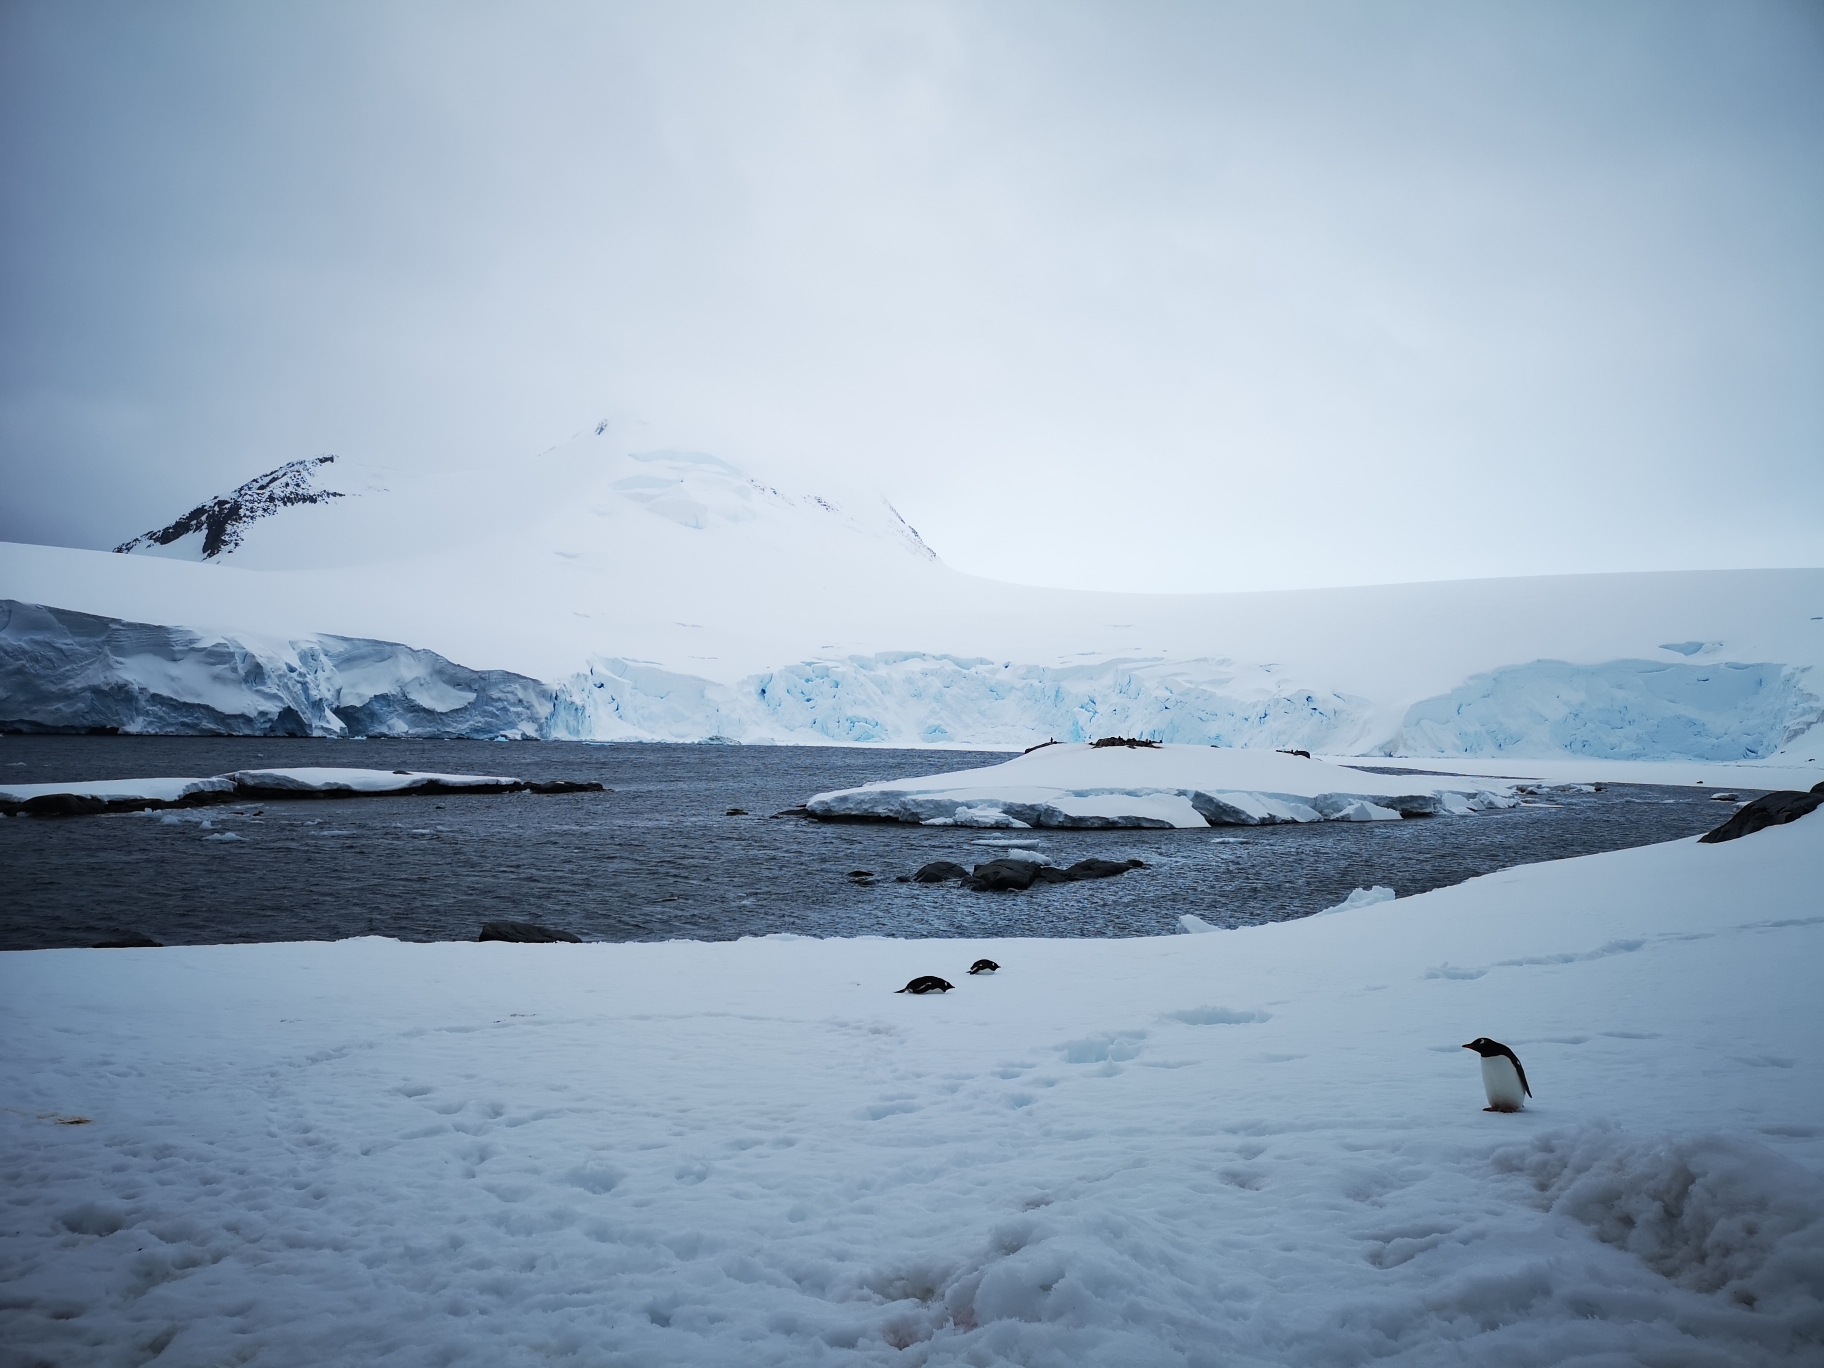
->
2, 811, 1820, 1365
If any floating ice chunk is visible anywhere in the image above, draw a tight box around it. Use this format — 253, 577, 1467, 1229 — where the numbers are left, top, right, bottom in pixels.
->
1179, 914, 1219, 934
1317, 886, 1396, 916
1330, 799, 1402, 822
202, 831, 243, 842
989, 847, 1049, 864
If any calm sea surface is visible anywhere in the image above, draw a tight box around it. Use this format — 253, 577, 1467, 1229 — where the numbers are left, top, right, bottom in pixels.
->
0, 735, 1748, 951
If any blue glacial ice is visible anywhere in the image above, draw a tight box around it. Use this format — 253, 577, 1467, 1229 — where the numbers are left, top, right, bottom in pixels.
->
3, 598, 1816, 761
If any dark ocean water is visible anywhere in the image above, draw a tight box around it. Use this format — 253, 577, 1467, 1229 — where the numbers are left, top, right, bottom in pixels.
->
0, 735, 1748, 951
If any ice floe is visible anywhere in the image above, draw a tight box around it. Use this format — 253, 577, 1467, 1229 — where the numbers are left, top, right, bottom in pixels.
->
805, 742, 1519, 828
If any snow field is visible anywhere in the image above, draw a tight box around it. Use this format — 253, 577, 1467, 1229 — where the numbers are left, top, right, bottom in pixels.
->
2, 817, 1821, 1365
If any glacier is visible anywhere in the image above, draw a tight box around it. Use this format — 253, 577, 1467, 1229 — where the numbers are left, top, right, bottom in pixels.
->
4, 432, 1822, 763
5, 596, 1816, 762
0, 600, 551, 739
1388, 657, 1822, 762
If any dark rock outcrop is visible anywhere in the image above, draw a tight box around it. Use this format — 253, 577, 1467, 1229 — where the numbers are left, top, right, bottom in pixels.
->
1090, 737, 1160, 749
92, 933, 164, 949
1060, 858, 1147, 880
964, 859, 1043, 892
913, 861, 971, 883
479, 921, 582, 943
1698, 785, 1824, 844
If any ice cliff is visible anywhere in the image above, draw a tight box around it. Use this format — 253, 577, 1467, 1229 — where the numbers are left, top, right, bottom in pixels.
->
3, 598, 1815, 759
0, 601, 550, 739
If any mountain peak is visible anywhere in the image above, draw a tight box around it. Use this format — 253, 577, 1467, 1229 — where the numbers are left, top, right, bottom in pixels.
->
116, 456, 346, 560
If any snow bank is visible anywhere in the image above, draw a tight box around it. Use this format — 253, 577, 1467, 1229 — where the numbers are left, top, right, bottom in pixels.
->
0, 767, 572, 816
805, 743, 1517, 828
3, 798, 1820, 1365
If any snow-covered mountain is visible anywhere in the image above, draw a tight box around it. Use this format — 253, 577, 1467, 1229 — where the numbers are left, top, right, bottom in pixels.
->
3, 424, 1822, 760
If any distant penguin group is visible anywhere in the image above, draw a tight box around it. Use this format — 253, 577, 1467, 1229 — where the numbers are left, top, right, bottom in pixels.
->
1463, 1037, 1531, 1112
895, 959, 999, 994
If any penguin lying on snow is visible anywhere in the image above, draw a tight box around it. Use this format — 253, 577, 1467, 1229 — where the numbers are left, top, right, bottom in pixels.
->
969, 959, 1000, 974
896, 975, 955, 995
1463, 1037, 1531, 1112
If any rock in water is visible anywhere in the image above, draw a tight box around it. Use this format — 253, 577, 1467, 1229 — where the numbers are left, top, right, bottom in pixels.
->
964, 859, 1042, 892
1062, 858, 1147, 881
913, 861, 971, 883
1698, 786, 1824, 844
479, 921, 582, 944
92, 933, 163, 949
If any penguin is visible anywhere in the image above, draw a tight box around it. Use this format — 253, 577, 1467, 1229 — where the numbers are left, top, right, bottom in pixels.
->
968, 959, 1000, 974
1462, 1037, 1531, 1112
896, 975, 955, 994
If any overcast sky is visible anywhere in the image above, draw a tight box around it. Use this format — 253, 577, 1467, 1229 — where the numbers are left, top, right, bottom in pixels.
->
3, 0, 1820, 593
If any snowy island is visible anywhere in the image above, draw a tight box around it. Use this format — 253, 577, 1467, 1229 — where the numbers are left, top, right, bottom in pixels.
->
805, 741, 1519, 828
0, 766, 600, 817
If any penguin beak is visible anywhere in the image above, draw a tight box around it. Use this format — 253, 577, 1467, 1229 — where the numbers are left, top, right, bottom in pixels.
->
1461, 1042, 1474, 1050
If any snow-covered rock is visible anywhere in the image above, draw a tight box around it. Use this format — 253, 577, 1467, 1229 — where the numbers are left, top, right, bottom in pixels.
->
805, 742, 1517, 828
0, 767, 569, 816
114, 455, 356, 560
3, 790, 1819, 1365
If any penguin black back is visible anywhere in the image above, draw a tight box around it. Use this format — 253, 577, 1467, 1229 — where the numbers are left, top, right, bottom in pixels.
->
1462, 1037, 1531, 1097
968, 959, 1000, 974
896, 975, 955, 995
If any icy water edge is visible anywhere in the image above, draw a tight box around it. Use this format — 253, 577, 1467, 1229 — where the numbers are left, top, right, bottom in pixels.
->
0, 735, 1745, 951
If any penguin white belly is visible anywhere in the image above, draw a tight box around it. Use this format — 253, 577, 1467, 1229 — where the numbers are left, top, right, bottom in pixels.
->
1480, 1055, 1526, 1112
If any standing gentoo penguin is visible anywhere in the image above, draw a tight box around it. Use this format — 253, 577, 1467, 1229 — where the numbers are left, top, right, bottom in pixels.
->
1462, 1037, 1532, 1112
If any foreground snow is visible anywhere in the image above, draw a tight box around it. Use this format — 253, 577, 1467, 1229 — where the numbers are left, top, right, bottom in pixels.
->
806, 743, 1518, 827
3, 817, 1820, 1364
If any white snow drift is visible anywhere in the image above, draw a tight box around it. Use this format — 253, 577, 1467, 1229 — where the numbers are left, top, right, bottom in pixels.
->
806, 743, 1517, 828
3, 806, 1820, 1365
1, 429, 1820, 760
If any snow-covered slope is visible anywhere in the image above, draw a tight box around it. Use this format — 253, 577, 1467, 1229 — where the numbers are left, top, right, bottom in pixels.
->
4, 426, 1822, 759
4, 809, 1820, 1364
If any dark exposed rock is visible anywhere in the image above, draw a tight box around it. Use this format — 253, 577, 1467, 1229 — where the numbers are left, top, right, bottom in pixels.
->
959, 855, 1147, 891
1023, 739, 1059, 754
1698, 786, 1824, 844
92, 933, 163, 949
913, 861, 971, 883
895, 975, 955, 994
1277, 748, 1312, 758
1061, 858, 1147, 880
524, 780, 606, 795
114, 455, 345, 560
964, 859, 1042, 892
1090, 737, 1159, 749
479, 921, 582, 944
725, 807, 749, 816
